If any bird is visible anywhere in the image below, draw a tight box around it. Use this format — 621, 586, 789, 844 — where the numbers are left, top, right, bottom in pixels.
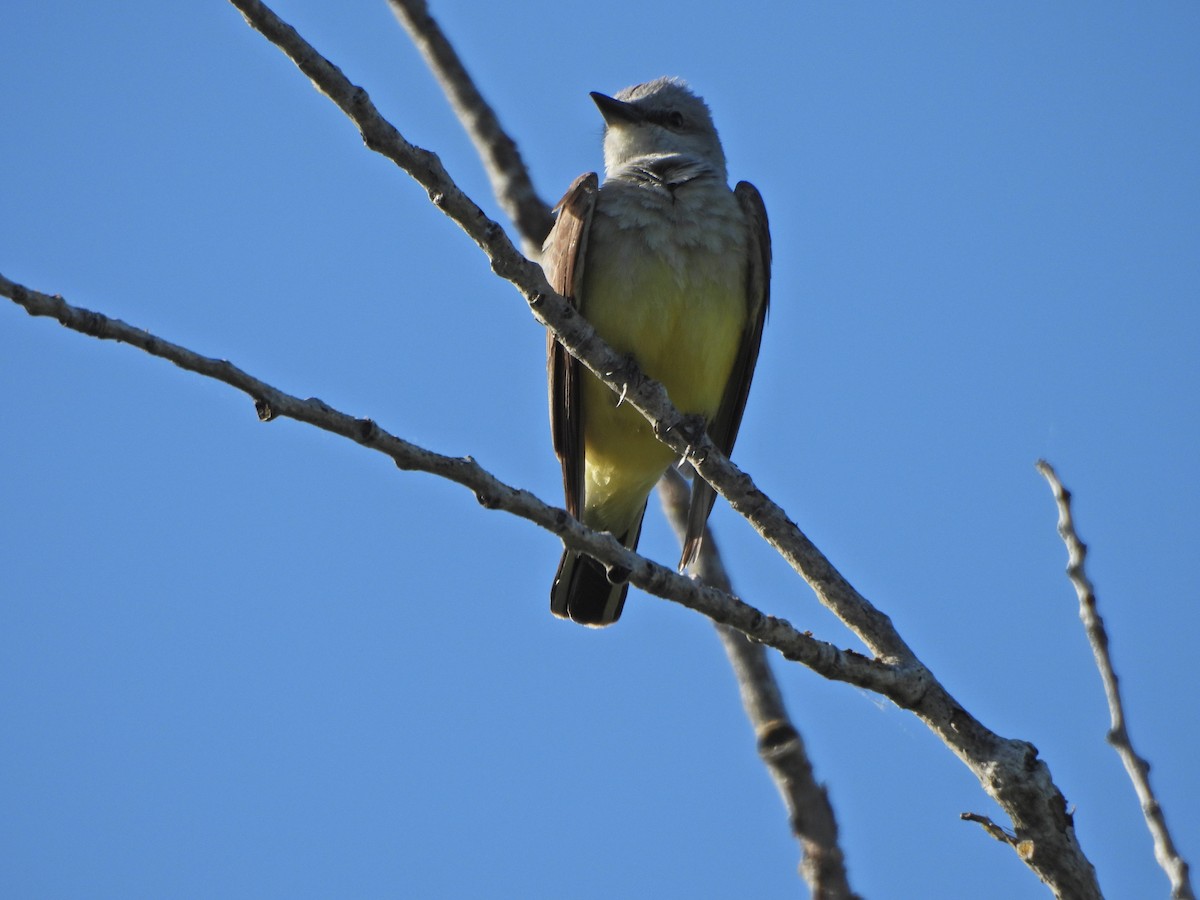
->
543, 77, 770, 627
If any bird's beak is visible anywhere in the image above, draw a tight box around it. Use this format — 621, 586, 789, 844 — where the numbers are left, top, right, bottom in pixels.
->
590, 92, 644, 125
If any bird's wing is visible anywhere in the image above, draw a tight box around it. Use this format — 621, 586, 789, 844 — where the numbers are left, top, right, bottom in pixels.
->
680, 181, 771, 569
545, 172, 600, 521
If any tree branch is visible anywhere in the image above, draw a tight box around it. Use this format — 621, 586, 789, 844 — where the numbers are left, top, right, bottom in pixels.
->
1, 271, 905, 700
222, 0, 913, 669
1, 260, 1104, 894
4, 3, 1108, 893
384, 15, 860, 881
386, 0, 555, 257
1037, 460, 1195, 900
0, 2, 1094, 893
660, 470, 858, 900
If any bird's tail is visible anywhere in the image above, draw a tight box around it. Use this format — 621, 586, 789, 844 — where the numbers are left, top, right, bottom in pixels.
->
550, 513, 645, 627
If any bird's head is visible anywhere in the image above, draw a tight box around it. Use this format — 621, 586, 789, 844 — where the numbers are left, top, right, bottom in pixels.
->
592, 77, 727, 181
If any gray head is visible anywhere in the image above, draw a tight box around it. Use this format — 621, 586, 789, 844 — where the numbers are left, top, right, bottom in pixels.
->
591, 77, 727, 181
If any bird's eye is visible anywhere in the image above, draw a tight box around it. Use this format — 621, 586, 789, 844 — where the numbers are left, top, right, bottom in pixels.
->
665, 111, 685, 129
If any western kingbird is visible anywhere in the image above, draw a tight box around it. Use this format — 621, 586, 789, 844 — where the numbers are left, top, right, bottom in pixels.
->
543, 77, 770, 626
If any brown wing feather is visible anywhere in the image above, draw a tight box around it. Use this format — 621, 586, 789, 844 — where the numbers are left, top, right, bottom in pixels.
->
545, 172, 599, 521
680, 181, 771, 568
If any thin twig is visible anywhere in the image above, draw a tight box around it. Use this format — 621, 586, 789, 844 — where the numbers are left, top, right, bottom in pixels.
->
961, 813, 1034, 860
1037, 460, 1195, 900
660, 470, 858, 900
386, 0, 554, 257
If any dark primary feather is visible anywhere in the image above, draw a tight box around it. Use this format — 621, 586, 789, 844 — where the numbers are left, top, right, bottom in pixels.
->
545, 173, 598, 521
680, 180, 771, 570
545, 172, 639, 625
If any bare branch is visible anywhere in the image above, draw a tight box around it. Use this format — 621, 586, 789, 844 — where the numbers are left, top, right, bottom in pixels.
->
392, 10, 863, 882
386, 0, 554, 256
224, 0, 911, 670
396, 17, 861, 888
3, 260, 1106, 893
10, 3, 1098, 893
660, 470, 858, 900
4, 4, 1110, 892
1037, 460, 1195, 900
1, 271, 906, 701
384, 10, 855, 884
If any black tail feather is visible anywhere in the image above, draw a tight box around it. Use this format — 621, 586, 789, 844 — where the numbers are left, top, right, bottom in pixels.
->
549, 511, 645, 627
550, 550, 629, 626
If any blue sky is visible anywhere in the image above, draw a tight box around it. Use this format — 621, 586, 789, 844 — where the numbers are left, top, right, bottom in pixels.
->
3, 2, 1197, 897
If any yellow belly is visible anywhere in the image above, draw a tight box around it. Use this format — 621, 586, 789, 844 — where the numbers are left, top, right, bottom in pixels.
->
579, 245, 746, 534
